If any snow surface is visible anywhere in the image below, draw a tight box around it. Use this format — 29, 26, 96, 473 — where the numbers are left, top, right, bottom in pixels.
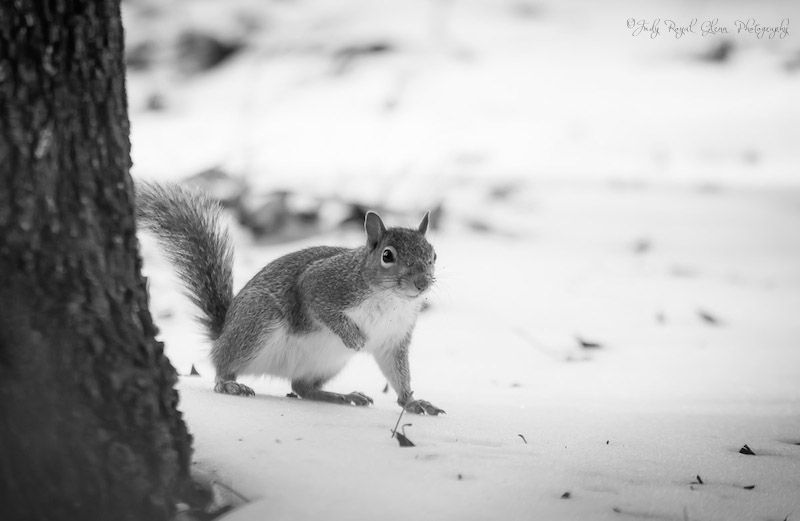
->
143, 181, 800, 521
127, 0, 800, 519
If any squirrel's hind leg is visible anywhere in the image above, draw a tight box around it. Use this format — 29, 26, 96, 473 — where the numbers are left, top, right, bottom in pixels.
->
214, 373, 255, 396
291, 379, 373, 407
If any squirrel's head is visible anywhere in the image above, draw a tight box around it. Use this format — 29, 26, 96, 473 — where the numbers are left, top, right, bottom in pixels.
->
362, 211, 436, 298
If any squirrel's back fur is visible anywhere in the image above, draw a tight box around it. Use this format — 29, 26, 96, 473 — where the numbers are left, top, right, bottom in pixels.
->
135, 182, 234, 340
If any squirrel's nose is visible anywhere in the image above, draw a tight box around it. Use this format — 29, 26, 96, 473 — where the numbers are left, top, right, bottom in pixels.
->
413, 275, 429, 292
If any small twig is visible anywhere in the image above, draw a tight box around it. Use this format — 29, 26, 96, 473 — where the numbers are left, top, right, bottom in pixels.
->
391, 407, 407, 438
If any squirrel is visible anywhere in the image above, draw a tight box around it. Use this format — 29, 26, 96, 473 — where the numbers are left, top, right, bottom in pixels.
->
136, 182, 444, 415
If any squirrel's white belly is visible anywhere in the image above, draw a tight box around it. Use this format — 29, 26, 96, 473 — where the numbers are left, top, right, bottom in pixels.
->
346, 292, 422, 354
239, 326, 353, 381
239, 292, 422, 381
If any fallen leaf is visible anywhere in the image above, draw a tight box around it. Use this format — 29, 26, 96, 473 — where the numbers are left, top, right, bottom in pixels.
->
698, 309, 721, 325
394, 431, 415, 447
739, 444, 756, 455
742, 485, 755, 490
576, 336, 603, 349
561, 492, 571, 499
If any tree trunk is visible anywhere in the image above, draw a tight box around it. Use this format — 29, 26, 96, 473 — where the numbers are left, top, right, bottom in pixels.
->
0, 2, 193, 520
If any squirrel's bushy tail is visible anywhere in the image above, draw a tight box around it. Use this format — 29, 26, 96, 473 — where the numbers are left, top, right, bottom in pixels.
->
136, 181, 233, 340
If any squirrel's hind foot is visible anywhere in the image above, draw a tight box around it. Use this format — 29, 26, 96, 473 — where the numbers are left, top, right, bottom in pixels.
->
291, 380, 373, 407
214, 380, 255, 396
340, 391, 374, 406
303, 390, 373, 407
404, 399, 445, 416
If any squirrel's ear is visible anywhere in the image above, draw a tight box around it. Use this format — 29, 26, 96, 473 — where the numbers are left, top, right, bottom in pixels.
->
364, 211, 386, 249
418, 211, 430, 236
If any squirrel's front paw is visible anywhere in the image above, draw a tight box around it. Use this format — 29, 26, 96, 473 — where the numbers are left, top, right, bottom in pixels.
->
341, 391, 374, 406
214, 380, 255, 396
404, 399, 445, 416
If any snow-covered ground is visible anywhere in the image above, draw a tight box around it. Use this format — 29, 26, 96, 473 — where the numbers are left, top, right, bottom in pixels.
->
143, 180, 800, 521
127, 0, 800, 519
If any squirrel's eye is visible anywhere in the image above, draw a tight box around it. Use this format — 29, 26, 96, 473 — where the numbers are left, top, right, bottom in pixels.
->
381, 247, 396, 266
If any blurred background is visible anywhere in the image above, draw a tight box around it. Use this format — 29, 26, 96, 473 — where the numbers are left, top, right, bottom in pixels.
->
128, 0, 800, 413
124, 0, 800, 241
123, 0, 800, 192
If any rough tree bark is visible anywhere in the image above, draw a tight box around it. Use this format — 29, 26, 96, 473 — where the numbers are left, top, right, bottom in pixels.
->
0, 2, 193, 520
